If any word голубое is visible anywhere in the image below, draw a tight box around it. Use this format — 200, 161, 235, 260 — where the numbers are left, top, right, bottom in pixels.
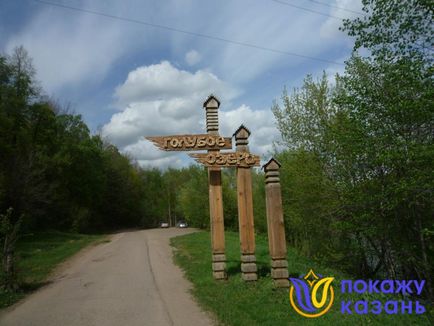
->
146, 134, 232, 151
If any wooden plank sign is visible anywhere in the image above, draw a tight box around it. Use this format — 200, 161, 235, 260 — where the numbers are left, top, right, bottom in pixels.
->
146, 134, 232, 151
189, 152, 260, 168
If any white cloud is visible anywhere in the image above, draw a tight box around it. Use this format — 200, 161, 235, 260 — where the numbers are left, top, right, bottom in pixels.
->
102, 98, 203, 148
137, 157, 186, 170
114, 61, 235, 107
4, 0, 356, 113
185, 50, 201, 66
123, 139, 186, 170
102, 62, 280, 168
220, 105, 279, 158
103, 62, 233, 168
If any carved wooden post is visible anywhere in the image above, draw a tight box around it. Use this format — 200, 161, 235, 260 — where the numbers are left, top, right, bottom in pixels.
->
263, 158, 289, 287
234, 125, 257, 281
204, 95, 226, 280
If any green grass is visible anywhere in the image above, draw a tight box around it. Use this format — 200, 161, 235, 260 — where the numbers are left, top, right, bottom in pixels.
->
0, 231, 106, 308
171, 231, 432, 326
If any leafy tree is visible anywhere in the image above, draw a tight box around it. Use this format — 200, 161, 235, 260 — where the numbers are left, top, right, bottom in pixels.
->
164, 168, 190, 226
342, 0, 433, 65
222, 169, 238, 231
272, 0, 433, 299
252, 169, 266, 234
0, 47, 44, 223
178, 165, 209, 228
272, 74, 336, 155
140, 169, 166, 228
0, 208, 22, 291
340, 0, 434, 299
332, 58, 433, 295
0, 47, 155, 233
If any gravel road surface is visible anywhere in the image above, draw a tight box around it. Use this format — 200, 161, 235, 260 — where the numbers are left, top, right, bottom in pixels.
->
0, 228, 213, 326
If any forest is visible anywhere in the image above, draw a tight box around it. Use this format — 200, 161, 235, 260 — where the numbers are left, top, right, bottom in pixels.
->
0, 0, 432, 300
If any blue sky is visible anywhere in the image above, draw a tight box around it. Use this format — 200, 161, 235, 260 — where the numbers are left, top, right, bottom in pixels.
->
1, 0, 361, 168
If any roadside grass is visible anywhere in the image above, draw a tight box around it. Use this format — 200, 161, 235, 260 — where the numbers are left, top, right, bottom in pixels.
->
171, 231, 432, 326
0, 231, 106, 308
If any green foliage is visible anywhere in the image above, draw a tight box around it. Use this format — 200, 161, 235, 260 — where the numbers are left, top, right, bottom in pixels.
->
272, 73, 335, 154
0, 231, 104, 308
252, 170, 266, 234
176, 167, 265, 232
164, 167, 191, 226
178, 165, 209, 228
272, 0, 434, 299
0, 47, 150, 233
0, 208, 22, 291
172, 231, 432, 326
275, 150, 340, 260
222, 168, 239, 231
273, 67, 433, 295
342, 0, 433, 65
140, 168, 166, 228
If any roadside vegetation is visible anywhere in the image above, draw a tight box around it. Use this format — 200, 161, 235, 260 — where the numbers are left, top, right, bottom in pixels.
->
171, 231, 432, 326
0, 231, 104, 307
177, 0, 433, 304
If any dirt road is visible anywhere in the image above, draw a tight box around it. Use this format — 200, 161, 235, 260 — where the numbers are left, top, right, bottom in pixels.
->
0, 229, 214, 326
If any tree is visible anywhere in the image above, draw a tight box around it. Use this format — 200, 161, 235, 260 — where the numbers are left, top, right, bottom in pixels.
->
272, 75, 345, 263
252, 170, 266, 234
222, 169, 238, 231
0, 47, 44, 224
342, 0, 433, 66
0, 208, 22, 291
272, 0, 433, 299
164, 168, 190, 226
178, 165, 209, 228
0, 47, 155, 233
140, 169, 166, 228
340, 0, 434, 299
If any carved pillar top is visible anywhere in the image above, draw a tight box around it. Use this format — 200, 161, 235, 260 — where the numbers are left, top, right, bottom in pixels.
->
234, 124, 251, 152
203, 94, 220, 135
263, 158, 281, 184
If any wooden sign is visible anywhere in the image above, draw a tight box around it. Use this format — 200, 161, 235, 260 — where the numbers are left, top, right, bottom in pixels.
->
146, 134, 232, 151
189, 152, 260, 168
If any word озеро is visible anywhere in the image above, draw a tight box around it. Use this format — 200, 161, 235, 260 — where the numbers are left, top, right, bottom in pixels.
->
190, 152, 260, 168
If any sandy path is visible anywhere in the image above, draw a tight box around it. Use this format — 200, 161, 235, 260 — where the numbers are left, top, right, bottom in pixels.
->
0, 228, 213, 326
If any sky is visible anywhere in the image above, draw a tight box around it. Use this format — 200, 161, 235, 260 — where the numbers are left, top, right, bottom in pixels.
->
0, 0, 362, 169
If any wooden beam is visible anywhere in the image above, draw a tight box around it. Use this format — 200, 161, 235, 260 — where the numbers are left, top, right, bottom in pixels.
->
234, 125, 257, 281
263, 158, 289, 287
204, 95, 227, 280
146, 134, 232, 151
189, 152, 260, 168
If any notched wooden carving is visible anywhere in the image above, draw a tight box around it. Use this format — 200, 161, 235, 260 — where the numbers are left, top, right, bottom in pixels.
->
146, 134, 232, 151
189, 152, 260, 167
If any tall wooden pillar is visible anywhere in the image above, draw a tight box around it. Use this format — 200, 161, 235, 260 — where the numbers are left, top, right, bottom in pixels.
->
234, 125, 257, 281
204, 95, 226, 280
263, 158, 289, 287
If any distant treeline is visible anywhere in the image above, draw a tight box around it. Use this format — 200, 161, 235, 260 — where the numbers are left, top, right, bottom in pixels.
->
0, 47, 264, 234
0, 47, 156, 232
